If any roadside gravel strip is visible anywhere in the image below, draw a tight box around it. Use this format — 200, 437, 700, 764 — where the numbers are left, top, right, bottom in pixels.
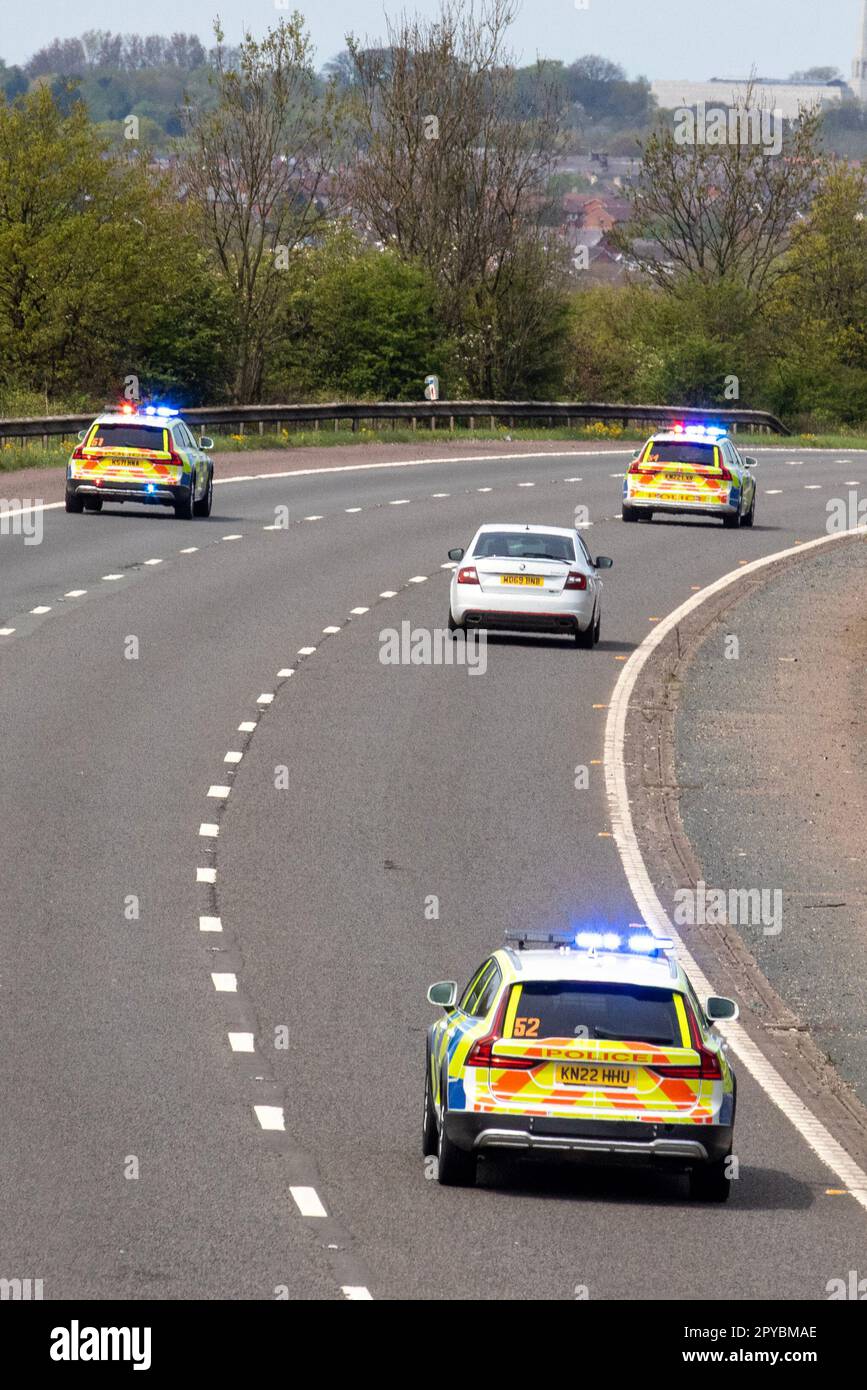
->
676, 537, 867, 1110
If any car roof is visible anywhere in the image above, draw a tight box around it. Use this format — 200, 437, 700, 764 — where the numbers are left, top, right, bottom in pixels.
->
496, 945, 685, 991
92, 413, 181, 426
473, 522, 577, 538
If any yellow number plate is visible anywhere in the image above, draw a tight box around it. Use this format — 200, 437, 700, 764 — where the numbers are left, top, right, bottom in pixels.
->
558, 1064, 634, 1088
501, 575, 544, 586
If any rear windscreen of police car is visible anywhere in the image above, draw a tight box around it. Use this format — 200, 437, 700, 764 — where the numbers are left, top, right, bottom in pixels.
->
88, 424, 166, 451
644, 442, 717, 466
513, 982, 682, 1045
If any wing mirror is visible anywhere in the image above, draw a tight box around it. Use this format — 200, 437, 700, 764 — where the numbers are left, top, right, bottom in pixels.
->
427, 980, 458, 1009
199, 437, 214, 450
705, 995, 739, 1023
743, 456, 757, 467
77, 429, 88, 442
594, 555, 614, 569
448, 547, 464, 562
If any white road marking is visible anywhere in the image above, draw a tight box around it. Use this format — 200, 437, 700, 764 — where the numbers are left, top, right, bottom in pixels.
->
179, 546, 199, 553
390, 499, 410, 505
199, 822, 219, 837
197, 867, 216, 883
432, 492, 450, 498
254, 1105, 285, 1131
409, 575, 427, 584
238, 721, 257, 732
257, 692, 275, 703
199, 915, 223, 932
304, 515, 323, 521
277, 668, 295, 677
222, 533, 243, 540
290, 1186, 327, 1217
144, 558, 163, 565
211, 972, 237, 992
345, 507, 362, 513
845, 480, 860, 486
64, 589, 87, 597
766, 489, 783, 494
565, 476, 583, 482
323, 625, 341, 634
518, 482, 534, 487
297, 646, 316, 656
224, 751, 243, 763
102, 574, 123, 581
228, 1032, 255, 1053
30, 606, 51, 614
262, 523, 282, 530
207, 785, 231, 798
0, 627, 15, 636
604, 523, 867, 1213
350, 607, 369, 615
610, 472, 625, 478
342, 1286, 373, 1300
477, 487, 492, 492
380, 590, 397, 598
441, 562, 457, 569
804, 484, 822, 490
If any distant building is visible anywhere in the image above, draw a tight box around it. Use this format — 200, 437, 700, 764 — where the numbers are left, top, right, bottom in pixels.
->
654, 2, 867, 117
854, 0, 867, 102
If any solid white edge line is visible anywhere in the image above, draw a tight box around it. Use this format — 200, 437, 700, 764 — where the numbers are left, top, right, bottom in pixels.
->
604, 522, 867, 1208
290, 1185, 327, 1217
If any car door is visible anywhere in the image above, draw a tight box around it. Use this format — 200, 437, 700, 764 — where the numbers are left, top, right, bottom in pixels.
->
432, 958, 497, 1107
723, 439, 749, 510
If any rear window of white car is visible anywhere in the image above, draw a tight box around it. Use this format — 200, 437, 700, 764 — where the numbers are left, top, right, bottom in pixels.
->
472, 532, 575, 562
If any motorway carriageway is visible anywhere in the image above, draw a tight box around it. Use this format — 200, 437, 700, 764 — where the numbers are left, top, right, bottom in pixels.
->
0, 443, 865, 1300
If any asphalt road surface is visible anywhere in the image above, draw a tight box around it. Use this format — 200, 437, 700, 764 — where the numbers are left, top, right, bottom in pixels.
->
1, 442, 866, 1300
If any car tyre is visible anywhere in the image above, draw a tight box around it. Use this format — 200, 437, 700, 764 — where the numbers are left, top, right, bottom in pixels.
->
447, 610, 464, 636
742, 492, 755, 527
575, 605, 599, 649
689, 1157, 731, 1202
83, 496, 103, 513
423, 1062, 438, 1159
65, 490, 85, 513
722, 507, 740, 528
193, 468, 213, 517
437, 1082, 476, 1187
174, 482, 196, 520
621, 505, 639, 523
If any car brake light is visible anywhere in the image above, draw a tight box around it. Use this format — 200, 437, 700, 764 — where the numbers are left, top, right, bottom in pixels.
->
71, 444, 86, 461
651, 1046, 723, 1081
717, 461, 733, 482
456, 565, 479, 585
564, 571, 587, 590
465, 1036, 537, 1069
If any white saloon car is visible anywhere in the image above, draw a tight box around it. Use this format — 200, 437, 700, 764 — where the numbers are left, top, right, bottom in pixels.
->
447, 523, 613, 648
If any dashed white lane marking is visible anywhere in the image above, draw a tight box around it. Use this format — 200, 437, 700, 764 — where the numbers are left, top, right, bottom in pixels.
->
197, 866, 216, 884
345, 506, 362, 513
238, 720, 257, 732
477, 487, 492, 493
0, 627, 15, 636
304, 515, 323, 521
323, 625, 341, 634
342, 1286, 373, 1301
297, 646, 316, 656
804, 484, 822, 490
262, 523, 282, 531
350, 607, 369, 615
255, 1105, 285, 1132
845, 480, 861, 486
786, 460, 803, 465
179, 546, 198, 553
224, 750, 243, 763
565, 476, 583, 482
605, 523, 867, 1213
277, 667, 294, 678
380, 590, 397, 598
102, 574, 123, 581
290, 1186, 327, 1218
199, 822, 219, 837
64, 589, 87, 597
390, 498, 410, 505
441, 562, 457, 570
222, 533, 243, 540
199, 915, 223, 932
518, 482, 534, 487
257, 692, 275, 704
211, 972, 237, 992
610, 472, 625, 478
432, 492, 450, 498
144, 558, 163, 566
207, 785, 231, 799
766, 489, 783, 494
30, 606, 51, 614
228, 1032, 255, 1053
409, 575, 427, 584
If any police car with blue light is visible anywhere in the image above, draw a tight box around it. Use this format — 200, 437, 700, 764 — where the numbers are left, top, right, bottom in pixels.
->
623, 423, 757, 527
66, 404, 214, 519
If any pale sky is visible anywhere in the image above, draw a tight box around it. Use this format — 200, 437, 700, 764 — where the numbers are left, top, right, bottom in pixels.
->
0, 0, 862, 81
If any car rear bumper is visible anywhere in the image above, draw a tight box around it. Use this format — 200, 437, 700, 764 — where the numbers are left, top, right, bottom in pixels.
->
624, 486, 739, 517
444, 1111, 733, 1165
452, 587, 595, 633
67, 479, 190, 506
